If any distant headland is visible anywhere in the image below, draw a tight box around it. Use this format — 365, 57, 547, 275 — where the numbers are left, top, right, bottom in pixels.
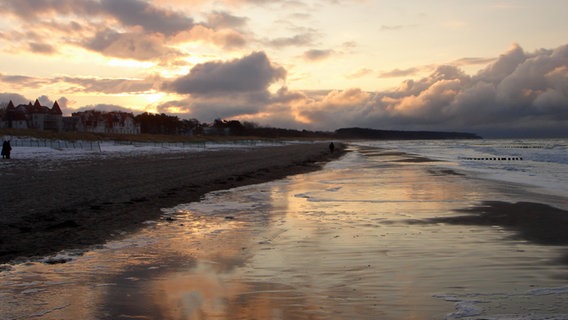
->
335, 127, 481, 140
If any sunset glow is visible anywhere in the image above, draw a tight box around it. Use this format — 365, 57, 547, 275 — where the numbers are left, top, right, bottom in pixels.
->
1, 0, 567, 137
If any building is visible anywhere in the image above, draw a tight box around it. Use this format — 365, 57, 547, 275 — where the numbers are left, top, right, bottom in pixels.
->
71, 110, 140, 135
0, 99, 63, 131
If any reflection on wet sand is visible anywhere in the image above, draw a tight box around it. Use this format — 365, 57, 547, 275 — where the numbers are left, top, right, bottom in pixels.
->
1, 146, 568, 319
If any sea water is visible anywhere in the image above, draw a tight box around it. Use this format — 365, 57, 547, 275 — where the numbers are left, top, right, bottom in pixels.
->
1, 139, 567, 320
368, 138, 568, 200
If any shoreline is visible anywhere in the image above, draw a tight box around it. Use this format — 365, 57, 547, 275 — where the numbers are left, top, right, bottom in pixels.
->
0, 142, 346, 264
2, 143, 568, 319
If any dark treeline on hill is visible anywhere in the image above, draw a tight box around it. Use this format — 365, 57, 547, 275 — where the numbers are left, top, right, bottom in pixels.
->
334, 127, 481, 140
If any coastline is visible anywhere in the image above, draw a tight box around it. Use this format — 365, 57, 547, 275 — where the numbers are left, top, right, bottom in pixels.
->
0, 142, 346, 264
2, 142, 568, 319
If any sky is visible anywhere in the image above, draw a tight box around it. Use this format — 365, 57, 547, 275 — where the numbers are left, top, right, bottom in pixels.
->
1, 0, 567, 138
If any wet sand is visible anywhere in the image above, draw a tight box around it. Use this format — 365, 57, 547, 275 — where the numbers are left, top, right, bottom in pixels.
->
1, 144, 568, 319
0, 142, 345, 264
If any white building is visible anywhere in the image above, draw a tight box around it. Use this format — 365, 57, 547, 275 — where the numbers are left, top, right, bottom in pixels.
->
72, 110, 140, 135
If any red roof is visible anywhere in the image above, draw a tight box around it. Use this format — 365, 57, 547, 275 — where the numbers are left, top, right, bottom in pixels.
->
51, 101, 62, 114
33, 99, 42, 111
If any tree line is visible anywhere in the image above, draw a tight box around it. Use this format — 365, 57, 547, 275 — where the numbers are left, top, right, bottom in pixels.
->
134, 113, 482, 139
133, 112, 334, 138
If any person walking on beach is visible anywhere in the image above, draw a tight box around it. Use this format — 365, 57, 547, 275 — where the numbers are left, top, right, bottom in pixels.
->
1, 140, 12, 159
329, 142, 335, 154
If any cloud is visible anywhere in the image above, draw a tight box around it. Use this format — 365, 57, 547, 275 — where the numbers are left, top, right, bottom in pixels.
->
165, 51, 286, 95
61, 76, 161, 94
29, 42, 56, 54
206, 11, 248, 29
0, 93, 29, 106
451, 57, 496, 66
345, 68, 373, 79
177, 25, 247, 49
1, 73, 161, 96
100, 0, 194, 36
73, 103, 138, 113
266, 33, 314, 48
84, 28, 179, 61
1, 0, 194, 62
303, 49, 333, 61
380, 25, 404, 31
128, 43, 567, 137
0, 0, 98, 18
0, 92, 141, 116
163, 94, 269, 121
380, 24, 418, 31
379, 67, 424, 78
296, 43, 568, 137
0, 74, 51, 89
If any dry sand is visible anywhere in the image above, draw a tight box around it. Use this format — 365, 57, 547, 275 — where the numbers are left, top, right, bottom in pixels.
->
0, 142, 345, 264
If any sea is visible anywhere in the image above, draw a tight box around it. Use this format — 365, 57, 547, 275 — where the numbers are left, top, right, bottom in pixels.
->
1, 138, 567, 320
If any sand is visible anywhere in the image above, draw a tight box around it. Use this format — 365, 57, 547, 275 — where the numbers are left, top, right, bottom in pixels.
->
0, 142, 345, 264
2, 143, 568, 319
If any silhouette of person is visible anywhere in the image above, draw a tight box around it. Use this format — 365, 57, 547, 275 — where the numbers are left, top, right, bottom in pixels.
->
1, 140, 12, 159
329, 142, 335, 154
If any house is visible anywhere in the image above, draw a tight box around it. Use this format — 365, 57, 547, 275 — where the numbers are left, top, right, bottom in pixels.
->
0, 99, 63, 131
71, 110, 140, 135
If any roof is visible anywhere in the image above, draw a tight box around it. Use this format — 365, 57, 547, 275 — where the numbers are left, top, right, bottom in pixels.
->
51, 101, 62, 114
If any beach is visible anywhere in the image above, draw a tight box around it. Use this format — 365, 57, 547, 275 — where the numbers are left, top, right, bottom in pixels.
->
0, 142, 345, 264
1, 141, 568, 319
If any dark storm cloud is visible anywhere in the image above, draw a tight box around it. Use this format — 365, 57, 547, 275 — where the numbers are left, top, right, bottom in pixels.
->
299, 43, 568, 137
165, 51, 286, 95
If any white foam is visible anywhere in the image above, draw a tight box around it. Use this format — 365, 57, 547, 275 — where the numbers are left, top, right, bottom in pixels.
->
37, 248, 86, 265
357, 139, 568, 198
435, 286, 568, 320
447, 300, 484, 319
527, 285, 568, 296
